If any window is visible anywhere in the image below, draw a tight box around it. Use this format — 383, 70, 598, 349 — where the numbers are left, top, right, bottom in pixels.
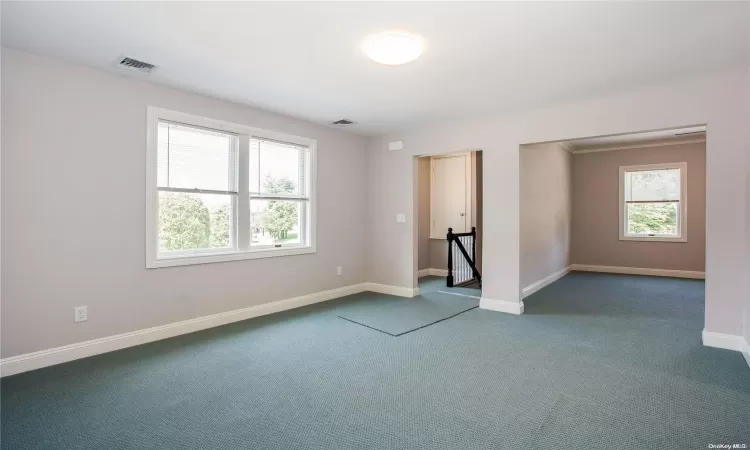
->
146, 107, 316, 268
619, 162, 686, 242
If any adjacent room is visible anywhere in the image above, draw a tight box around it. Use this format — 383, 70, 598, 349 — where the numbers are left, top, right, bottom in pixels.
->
520, 127, 706, 299
519, 127, 710, 348
1, 2, 749, 449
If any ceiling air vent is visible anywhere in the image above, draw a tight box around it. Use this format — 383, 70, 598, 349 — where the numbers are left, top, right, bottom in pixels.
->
673, 131, 705, 136
117, 57, 156, 74
329, 118, 357, 126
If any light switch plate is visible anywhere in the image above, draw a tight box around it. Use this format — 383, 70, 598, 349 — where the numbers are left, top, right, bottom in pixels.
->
396, 214, 406, 223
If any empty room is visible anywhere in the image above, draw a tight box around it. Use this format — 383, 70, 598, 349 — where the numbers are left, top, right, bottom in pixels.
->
1, 2, 749, 449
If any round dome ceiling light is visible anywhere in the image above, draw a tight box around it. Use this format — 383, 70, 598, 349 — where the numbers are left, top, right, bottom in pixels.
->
363, 32, 423, 65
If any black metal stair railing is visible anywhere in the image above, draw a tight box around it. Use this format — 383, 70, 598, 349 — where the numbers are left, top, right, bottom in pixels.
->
446, 227, 481, 288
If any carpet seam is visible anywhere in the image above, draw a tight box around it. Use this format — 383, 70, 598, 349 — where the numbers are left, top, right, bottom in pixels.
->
337, 306, 479, 337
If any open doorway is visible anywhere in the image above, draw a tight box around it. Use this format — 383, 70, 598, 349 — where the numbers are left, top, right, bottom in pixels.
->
416, 150, 483, 296
519, 126, 706, 324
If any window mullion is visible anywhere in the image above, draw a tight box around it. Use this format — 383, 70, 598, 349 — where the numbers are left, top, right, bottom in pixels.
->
237, 134, 250, 249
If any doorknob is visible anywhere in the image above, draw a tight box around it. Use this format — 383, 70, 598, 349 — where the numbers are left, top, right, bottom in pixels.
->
460, 213, 465, 217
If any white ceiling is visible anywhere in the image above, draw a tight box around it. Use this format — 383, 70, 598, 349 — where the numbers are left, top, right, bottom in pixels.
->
565, 125, 707, 151
2, 2, 749, 136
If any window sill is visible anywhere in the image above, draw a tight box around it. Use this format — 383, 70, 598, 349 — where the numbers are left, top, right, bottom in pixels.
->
619, 235, 687, 243
147, 245, 315, 269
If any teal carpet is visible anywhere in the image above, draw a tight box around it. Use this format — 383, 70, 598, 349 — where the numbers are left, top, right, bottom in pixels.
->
336, 291, 478, 336
2, 272, 749, 449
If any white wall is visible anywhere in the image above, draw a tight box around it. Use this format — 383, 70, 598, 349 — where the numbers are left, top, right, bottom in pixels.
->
744, 68, 750, 354
520, 143, 571, 288
0, 49, 367, 358
366, 68, 749, 337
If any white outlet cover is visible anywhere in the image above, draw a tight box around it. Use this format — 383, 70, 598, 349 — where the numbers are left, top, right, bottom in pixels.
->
74, 306, 87, 322
337, 266, 343, 276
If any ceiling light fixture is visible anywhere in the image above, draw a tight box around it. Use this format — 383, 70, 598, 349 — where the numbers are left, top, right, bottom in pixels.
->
363, 32, 423, 66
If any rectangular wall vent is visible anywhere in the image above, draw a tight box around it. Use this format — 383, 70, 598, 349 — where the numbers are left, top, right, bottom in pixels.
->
118, 57, 156, 73
329, 118, 357, 126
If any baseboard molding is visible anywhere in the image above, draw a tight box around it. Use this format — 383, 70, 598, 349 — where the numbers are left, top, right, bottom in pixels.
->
417, 268, 448, 278
365, 283, 419, 298
702, 329, 746, 352
522, 266, 571, 299
479, 297, 524, 315
2, 283, 374, 377
571, 264, 705, 279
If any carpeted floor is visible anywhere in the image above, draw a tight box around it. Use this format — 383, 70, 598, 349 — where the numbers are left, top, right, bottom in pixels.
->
2, 272, 749, 449
336, 291, 478, 336
418, 275, 481, 297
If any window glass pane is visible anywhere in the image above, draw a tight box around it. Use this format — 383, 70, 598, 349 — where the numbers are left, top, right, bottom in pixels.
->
158, 122, 238, 192
250, 139, 307, 196
250, 199, 303, 246
158, 192, 234, 252
626, 202, 678, 235
625, 168, 680, 202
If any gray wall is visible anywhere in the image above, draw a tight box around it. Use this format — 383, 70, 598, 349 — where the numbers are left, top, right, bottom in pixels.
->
520, 143, 571, 288
0, 49, 367, 358
571, 141, 706, 272
417, 157, 431, 270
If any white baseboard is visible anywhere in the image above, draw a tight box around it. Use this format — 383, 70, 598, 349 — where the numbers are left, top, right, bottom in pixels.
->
365, 283, 419, 298
522, 266, 571, 299
479, 297, 524, 315
417, 268, 448, 278
702, 329, 746, 352
2, 283, 373, 377
571, 264, 705, 279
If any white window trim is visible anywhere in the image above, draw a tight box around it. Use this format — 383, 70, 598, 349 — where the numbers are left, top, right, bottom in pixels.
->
429, 152, 472, 239
145, 106, 317, 268
618, 162, 687, 243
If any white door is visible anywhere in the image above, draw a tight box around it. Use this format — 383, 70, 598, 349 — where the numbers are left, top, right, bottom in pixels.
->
432, 154, 469, 237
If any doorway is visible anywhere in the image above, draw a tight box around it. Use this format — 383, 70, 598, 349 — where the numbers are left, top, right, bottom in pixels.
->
519, 125, 706, 319
416, 150, 483, 295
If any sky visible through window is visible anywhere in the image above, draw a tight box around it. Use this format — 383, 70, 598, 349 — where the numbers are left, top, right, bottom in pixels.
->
157, 123, 304, 211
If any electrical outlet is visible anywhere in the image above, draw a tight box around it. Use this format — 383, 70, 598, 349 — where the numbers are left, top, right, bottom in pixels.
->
337, 266, 343, 276
74, 306, 87, 323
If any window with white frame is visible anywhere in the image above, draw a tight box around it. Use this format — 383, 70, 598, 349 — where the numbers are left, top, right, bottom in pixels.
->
146, 107, 315, 268
619, 162, 686, 242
